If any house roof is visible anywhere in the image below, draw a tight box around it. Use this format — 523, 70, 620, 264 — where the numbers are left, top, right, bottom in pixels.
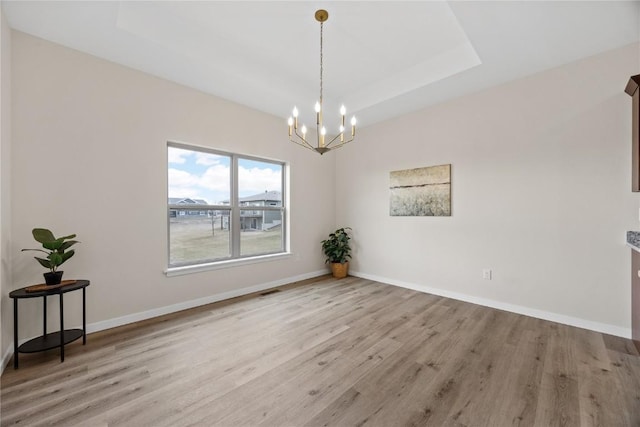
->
239, 191, 281, 203
219, 191, 281, 204
168, 198, 208, 205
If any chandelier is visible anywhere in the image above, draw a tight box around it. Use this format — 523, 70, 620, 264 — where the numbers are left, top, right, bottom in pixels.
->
288, 9, 356, 155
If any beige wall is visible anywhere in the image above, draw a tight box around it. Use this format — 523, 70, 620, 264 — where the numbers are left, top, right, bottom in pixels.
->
336, 42, 640, 337
8, 31, 336, 355
5, 27, 639, 369
1, 10, 12, 366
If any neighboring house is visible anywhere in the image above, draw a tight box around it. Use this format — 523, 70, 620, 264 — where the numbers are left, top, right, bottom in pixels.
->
221, 191, 282, 231
168, 198, 209, 217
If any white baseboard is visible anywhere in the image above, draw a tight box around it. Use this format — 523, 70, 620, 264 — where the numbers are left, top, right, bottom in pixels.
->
2, 345, 12, 372
350, 270, 632, 339
4, 268, 629, 373
85, 270, 327, 334
1, 270, 327, 374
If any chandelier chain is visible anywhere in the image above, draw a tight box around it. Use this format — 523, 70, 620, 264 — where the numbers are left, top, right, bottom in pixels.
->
319, 21, 323, 105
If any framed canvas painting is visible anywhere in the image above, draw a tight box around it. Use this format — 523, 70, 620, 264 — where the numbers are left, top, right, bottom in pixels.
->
390, 164, 451, 216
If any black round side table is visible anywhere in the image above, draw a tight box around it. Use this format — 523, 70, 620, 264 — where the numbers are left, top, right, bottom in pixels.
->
10, 279, 90, 369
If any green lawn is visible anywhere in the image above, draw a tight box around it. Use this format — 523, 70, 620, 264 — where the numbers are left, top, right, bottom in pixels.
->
169, 217, 282, 266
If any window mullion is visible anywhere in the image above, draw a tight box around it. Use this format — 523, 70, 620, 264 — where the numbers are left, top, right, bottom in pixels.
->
231, 154, 241, 257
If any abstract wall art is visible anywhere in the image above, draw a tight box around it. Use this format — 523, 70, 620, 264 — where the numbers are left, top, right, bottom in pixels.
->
390, 164, 451, 216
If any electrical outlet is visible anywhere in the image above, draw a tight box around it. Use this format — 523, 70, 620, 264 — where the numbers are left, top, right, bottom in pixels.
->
482, 269, 492, 280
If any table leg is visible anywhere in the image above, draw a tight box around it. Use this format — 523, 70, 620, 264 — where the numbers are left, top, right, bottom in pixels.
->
59, 292, 64, 362
82, 287, 86, 345
43, 295, 47, 336
13, 298, 18, 369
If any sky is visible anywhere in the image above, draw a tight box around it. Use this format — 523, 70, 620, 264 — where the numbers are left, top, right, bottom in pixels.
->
168, 146, 282, 204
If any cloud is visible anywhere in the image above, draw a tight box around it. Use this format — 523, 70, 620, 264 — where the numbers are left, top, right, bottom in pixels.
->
239, 166, 282, 194
196, 152, 225, 166
199, 165, 232, 192
169, 161, 282, 204
168, 147, 192, 164
168, 166, 231, 204
168, 168, 200, 187
168, 168, 209, 201
167, 186, 204, 200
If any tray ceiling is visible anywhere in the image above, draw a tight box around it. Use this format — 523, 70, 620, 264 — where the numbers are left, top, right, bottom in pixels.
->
3, 1, 639, 128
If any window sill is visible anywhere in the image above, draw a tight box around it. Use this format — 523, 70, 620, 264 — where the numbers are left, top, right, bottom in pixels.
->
165, 252, 292, 277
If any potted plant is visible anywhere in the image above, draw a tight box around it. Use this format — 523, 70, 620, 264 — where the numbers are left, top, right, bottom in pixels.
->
22, 228, 79, 285
321, 227, 352, 279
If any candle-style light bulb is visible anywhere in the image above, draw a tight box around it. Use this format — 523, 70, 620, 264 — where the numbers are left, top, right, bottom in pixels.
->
351, 116, 357, 137
301, 125, 307, 135
287, 117, 293, 126
292, 107, 299, 117
315, 102, 321, 113
339, 125, 345, 133
321, 127, 327, 136
340, 105, 346, 116
351, 116, 357, 126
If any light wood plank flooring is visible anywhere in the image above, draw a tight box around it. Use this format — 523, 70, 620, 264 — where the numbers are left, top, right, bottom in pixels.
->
2, 276, 639, 426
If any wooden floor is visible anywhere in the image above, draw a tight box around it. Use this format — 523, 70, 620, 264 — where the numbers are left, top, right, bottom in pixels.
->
2, 276, 640, 426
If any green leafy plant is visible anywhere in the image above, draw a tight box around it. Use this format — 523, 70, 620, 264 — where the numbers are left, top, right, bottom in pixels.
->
321, 227, 352, 264
21, 228, 79, 272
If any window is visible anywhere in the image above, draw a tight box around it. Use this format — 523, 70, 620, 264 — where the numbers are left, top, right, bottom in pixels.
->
167, 142, 286, 269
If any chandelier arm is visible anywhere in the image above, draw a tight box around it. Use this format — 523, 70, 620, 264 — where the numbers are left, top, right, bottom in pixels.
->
291, 128, 313, 147
291, 129, 305, 142
327, 144, 347, 151
289, 137, 317, 152
327, 137, 355, 150
324, 133, 343, 148
291, 132, 315, 150
289, 135, 314, 150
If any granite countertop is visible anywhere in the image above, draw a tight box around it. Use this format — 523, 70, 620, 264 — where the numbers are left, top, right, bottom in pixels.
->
627, 231, 640, 252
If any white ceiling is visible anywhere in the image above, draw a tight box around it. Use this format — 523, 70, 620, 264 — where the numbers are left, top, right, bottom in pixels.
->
3, 1, 640, 131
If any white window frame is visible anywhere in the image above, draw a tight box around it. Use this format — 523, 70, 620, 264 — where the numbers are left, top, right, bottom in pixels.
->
166, 142, 288, 276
